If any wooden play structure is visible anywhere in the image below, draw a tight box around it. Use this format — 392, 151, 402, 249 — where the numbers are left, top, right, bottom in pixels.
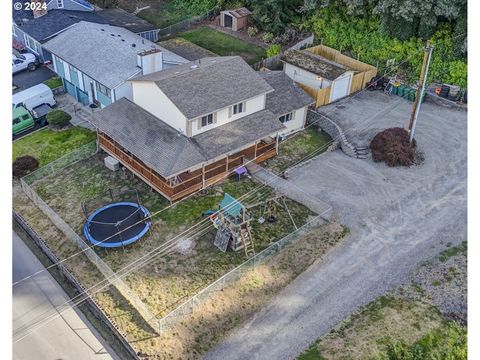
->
212, 193, 255, 257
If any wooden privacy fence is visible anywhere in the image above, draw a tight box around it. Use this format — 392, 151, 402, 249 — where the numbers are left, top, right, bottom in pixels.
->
296, 44, 377, 108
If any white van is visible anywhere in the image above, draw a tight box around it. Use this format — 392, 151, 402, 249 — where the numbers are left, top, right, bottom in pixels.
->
12, 84, 56, 111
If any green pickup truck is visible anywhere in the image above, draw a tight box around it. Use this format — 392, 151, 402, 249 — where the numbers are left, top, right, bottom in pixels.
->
12, 106, 50, 136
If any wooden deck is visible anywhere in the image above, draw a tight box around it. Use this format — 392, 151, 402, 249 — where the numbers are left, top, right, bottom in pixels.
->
98, 133, 277, 202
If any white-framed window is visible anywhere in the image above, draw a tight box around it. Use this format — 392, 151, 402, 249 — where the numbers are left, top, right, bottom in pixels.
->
201, 113, 214, 127
96, 82, 111, 97
279, 112, 293, 123
12, 24, 17, 37
232, 102, 245, 115
57, 0, 64, 8
24, 34, 38, 53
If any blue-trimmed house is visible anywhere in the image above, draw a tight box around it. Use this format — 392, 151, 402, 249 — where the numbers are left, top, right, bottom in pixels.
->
43, 21, 187, 108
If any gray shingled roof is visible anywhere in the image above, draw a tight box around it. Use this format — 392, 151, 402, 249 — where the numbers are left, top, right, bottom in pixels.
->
90, 99, 285, 178
259, 71, 314, 116
96, 8, 157, 33
282, 50, 349, 81
192, 109, 285, 159
43, 21, 187, 89
91, 98, 205, 178
132, 56, 274, 119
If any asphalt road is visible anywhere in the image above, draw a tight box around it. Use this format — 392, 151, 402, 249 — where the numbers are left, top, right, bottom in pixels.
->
12, 230, 116, 360
13, 66, 55, 94
204, 92, 467, 360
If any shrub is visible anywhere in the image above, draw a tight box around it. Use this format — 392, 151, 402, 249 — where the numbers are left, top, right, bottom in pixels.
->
247, 26, 259, 37
370, 127, 422, 167
46, 110, 72, 128
261, 32, 274, 43
13, 156, 39, 178
266, 44, 282, 57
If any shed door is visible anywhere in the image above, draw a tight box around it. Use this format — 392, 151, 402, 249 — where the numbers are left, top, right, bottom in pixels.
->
330, 75, 351, 102
224, 14, 233, 28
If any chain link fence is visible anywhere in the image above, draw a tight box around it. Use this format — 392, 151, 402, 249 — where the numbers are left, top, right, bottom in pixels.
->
20, 142, 159, 332
157, 215, 323, 334
158, 7, 218, 39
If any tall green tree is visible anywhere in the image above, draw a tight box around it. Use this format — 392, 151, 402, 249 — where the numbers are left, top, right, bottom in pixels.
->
374, 0, 466, 40
247, 0, 303, 34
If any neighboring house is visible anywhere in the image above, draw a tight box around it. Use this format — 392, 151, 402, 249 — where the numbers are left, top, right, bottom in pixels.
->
282, 50, 355, 102
95, 8, 159, 42
281, 46, 378, 107
42, 21, 187, 107
90, 56, 313, 202
12, 0, 159, 62
219, 7, 252, 31
12, 0, 107, 62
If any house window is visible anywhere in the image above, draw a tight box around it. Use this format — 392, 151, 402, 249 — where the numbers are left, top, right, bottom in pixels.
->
279, 112, 293, 123
57, 0, 64, 8
232, 102, 244, 115
201, 113, 214, 127
96, 82, 111, 97
24, 34, 38, 53
12, 24, 17, 37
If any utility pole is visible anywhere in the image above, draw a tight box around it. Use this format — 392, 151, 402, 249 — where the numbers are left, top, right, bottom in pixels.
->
408, 41, 434, 143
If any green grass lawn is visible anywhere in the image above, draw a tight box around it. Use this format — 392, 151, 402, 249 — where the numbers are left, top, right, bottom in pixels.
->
43, 76, 63, 89
265, 128, 332, 174
181, 26, 266, 64
12, 127, 96, 166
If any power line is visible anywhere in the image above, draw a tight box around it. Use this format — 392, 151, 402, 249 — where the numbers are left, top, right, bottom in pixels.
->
13, 45, 431, 342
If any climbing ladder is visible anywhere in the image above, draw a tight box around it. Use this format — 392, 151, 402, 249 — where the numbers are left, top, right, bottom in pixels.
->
240, 224, 255, 258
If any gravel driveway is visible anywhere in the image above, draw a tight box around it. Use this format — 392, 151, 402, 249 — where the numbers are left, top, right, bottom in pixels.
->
204, 92, 467, 360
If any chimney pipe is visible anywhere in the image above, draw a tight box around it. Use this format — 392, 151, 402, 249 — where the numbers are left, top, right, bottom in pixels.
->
33, 0, 48, 18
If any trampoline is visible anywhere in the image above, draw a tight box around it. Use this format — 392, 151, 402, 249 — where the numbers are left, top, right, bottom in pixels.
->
83, 202, 151, 248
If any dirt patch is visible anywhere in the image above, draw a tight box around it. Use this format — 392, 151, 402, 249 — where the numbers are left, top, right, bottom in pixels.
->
134, 222, 347, 359
312, 297, 443, 360
370, 127, 423, 167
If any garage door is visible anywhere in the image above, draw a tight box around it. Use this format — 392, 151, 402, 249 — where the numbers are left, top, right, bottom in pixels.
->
330, 75, 351, 102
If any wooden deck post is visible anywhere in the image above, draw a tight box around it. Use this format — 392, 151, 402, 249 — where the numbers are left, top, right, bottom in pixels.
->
202, 164, 206, 189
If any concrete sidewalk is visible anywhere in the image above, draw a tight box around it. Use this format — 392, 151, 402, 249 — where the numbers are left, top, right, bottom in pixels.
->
13, 230, 117, 360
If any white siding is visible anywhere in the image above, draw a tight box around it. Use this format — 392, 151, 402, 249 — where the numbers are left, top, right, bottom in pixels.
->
191, 94, 266, 136
279, 107, 307, 136
284, 63, 331, 89
131, 81, 187, 134
114, 82, 133, 102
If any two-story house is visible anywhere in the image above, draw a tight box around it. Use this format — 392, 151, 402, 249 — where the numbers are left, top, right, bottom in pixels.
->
90, 56, 313, 202
42, 21, 187, 107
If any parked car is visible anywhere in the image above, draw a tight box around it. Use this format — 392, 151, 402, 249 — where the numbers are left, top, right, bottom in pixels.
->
12, 106, 36, 135
12, 84, 56, 111
12, 53, 38, 74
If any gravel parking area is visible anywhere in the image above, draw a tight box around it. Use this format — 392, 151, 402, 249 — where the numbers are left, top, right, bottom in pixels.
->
205, 91, 467, 360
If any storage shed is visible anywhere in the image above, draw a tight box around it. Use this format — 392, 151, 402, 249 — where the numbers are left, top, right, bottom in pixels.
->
220, 7, 252, 31
281, 45, 377, 108
282, 50, 354, 102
